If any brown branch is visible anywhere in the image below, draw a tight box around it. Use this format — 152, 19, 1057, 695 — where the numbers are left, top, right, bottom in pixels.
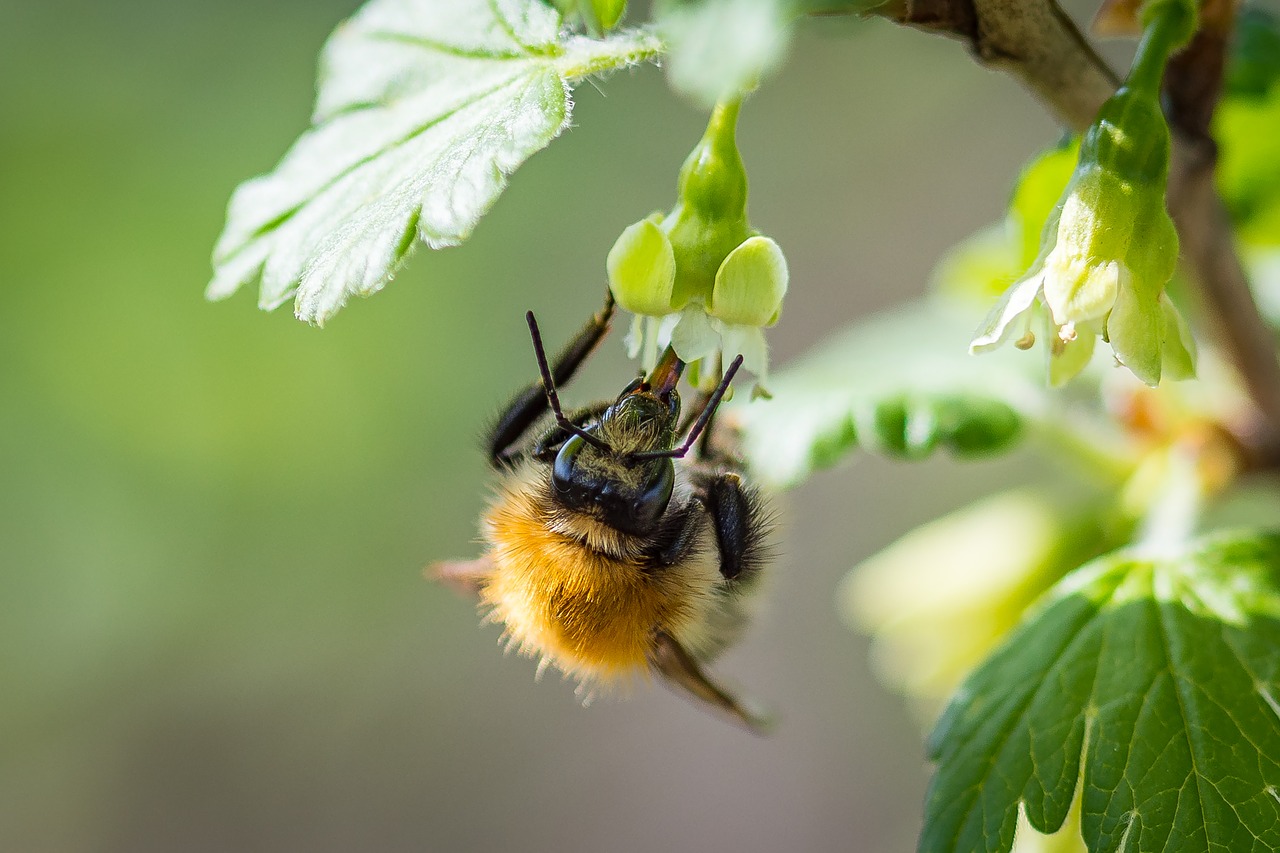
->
1163, 0, 1280, 455
871, 0, 1118, 124
870, 0, 1280, 459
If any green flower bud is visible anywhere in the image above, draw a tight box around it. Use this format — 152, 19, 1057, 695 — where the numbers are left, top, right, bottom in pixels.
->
606, 97, 788, 388
663, 99, 754, 308
552, 0, 627, 34
1079, 91, 1171, 184
586, 0, 627, 32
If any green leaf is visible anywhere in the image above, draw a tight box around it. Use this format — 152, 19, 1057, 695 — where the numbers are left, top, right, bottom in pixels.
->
1216, 85, 1280, 242
931, 140, 1076, 303
842, 488, 1128, 719
1009, 138, 1079, 269
208, 0, 660, 324
1226, 7, 1280, 98
735, 299, 1053, 487
922, 530, 1280, 853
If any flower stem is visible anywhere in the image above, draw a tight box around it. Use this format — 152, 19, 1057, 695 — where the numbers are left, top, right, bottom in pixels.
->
1127, 0, 1196, 94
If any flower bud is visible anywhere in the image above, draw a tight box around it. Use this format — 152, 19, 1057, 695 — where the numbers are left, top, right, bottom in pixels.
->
587, 0, 627, 32
606, 97, 788, 388
969, 2, 1197, 388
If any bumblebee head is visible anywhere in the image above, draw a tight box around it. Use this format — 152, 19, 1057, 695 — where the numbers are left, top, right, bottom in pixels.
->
550, 429, 676, 536
524, 308, 744, 536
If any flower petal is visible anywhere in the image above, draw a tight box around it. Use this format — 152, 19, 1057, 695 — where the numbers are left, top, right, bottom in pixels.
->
970, 275, 1043, 353
719, 323, 770, 384
1159, 295, 1197, 381
607, 218, 677, 315
669, 305, 721, 364
710, 235, 789, 326
1046, 319, 1097, 387
1106, 265, 1163, 386
1042, 254, 1121, 326
1124, 203, 1180, 301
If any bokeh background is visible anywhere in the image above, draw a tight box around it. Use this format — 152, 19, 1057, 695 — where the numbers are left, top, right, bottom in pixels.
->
0, 1, 1114, 850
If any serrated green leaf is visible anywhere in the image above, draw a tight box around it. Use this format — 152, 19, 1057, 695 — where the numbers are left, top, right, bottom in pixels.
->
735, 299, 1054, 487
208, 0, 660, 324
922, 530, 1280, 853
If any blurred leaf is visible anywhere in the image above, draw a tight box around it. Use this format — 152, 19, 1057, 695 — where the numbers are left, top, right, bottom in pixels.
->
842, 488, 1125, 721
929, 224, 1022, 302
208, 0, 660, 324
1245, 247, 1280, 329
1216, 86, 1280, 241
923, 530, 1280, 853
1007, 138, 1077, 269
933, 139, 1077, 303
657, 0, 792, 107
1226, 7, 1280, 98
736, 299, 1053, 487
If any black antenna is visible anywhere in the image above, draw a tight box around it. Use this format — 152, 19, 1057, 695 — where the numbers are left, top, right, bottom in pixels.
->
632, 355, 744, 461
526, 311, 613, 453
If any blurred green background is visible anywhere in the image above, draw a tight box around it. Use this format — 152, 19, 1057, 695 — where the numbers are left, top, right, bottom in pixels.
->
0, 1, 1087, 849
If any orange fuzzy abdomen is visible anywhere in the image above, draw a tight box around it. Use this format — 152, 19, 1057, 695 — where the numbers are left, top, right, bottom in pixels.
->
479, 485, 707, 682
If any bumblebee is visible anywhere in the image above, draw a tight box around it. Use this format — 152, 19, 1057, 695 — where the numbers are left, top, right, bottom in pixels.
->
435, 294, 773, 731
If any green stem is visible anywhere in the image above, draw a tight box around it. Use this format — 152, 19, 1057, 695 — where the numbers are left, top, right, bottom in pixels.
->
707, 96, 742, 141
1127, 0, 1197, 94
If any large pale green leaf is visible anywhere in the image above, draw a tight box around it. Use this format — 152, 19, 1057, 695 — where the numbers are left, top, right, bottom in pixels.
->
208, 0, 660, 324
923, 530, 1280, 853
735, 299, 1087, 488
842, 488, 1127, 721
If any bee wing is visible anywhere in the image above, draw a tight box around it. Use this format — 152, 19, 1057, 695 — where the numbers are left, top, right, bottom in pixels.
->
648, 631, 773, 735
428, 556, 494, 595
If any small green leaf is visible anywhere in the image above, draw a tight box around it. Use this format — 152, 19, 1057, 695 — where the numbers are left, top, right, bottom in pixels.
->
922, 530, 1280, 853
208, 0, 660, 324
735, 299, 1051, 487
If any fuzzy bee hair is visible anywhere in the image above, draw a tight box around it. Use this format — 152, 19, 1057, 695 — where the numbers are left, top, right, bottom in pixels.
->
434, 298, 775, 732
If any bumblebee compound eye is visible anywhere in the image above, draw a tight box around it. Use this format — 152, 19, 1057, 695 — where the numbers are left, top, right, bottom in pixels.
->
622, 459, 675, 535
552, 434, 596, 510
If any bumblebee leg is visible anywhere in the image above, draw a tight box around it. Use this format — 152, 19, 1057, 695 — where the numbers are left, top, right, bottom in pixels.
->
429, 555, 494, 595
700, 472, 763, 581
487, 291, 615, 467
642, 504, 704, 568
648, 631, 771, 734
